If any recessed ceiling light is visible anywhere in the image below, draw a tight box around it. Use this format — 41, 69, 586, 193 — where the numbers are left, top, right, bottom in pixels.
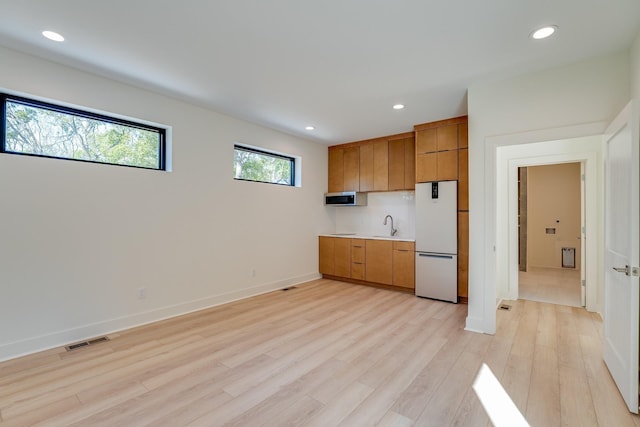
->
393, 104, 405, 110
305, 126, 315, 131
42, 30, 65, 42
531, 25, 557, 40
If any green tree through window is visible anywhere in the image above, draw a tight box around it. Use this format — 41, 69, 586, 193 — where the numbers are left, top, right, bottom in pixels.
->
2, 95, 165, 170
234, 145, 294, 186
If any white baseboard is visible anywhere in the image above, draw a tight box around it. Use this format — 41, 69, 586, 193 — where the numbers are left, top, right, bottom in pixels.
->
0, 272, 321, 362
464, 315, 487, 334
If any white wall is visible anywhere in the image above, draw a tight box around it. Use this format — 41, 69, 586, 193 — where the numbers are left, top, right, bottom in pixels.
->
632, 31, 640, 100
467, 51, 630, 333
527, 163, 582, 270
0, 46, 333, 361
334, 191, 416, 238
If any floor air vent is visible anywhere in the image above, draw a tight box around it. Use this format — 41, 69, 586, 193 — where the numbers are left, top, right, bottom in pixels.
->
65, 336, 110, 351
282, 286, 297, 291
498, 304, 512, 311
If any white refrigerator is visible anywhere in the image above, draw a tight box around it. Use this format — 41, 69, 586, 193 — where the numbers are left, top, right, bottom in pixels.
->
415, 181, 458, 303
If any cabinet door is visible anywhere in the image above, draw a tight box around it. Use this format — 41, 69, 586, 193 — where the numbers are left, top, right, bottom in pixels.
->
365, 240, 393, 285
393, 248, 415, 289
416, 129, 436, 154
351, 240, 365, 263
416, 152, 437, 183
458, 212, 469, 298
319, 236, 334, 275
343, 146, 360, 191
458, 148, 469, 210
458, 122, 468, 149
359, 143, 374, 192
393, 241, 415, 288
328, 148, 344, 193
373, 141, 389, 191
437, 150, 458, 181
436, 124, 458, 151
334, 238, 351, 278
388, 139, 405, 191
404, 137, 415, 190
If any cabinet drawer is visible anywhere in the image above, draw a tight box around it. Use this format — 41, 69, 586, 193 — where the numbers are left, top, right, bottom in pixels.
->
352, 246, 365, 263
393, 241, 415, 251
352, 262, 365, 280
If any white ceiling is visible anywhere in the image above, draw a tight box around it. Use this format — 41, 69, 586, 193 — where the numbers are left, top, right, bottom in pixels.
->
0, 1, 639, 145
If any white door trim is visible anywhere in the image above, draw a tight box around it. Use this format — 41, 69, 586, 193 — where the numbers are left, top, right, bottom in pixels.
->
501, 152, 598, 310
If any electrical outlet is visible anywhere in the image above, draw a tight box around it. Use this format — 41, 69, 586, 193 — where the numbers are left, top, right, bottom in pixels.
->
138, 288, 146, 299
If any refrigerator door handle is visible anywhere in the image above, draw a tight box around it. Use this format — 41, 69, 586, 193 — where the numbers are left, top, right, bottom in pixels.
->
418, 253, 454, 260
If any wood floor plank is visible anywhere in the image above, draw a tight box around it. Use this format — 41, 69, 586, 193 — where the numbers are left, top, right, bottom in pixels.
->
414, 351, 484, 426
304, 381, 373, 426
526, 344, 561, 427
0, 279, 637, 426
376, 410, 414, 427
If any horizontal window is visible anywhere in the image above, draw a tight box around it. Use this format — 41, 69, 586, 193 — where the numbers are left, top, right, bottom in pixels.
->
234, 144, 295, 186
1, 94, 166, 170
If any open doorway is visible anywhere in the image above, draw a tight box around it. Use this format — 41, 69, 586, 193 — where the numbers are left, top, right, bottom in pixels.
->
517, 163, 582, 307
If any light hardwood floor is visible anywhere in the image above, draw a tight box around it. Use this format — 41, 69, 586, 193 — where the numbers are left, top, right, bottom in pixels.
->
519, 267, 581, 307
0, 279, 638, 426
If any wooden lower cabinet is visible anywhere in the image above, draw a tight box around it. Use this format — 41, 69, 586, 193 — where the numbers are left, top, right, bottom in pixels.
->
318, 236, 351, 278
392, 241, 415, 289
351, 240, 365, 280
334, 237, 351, 278
365, 239, 393, 285
319, 237, 415, 291
319, 236, 334, 275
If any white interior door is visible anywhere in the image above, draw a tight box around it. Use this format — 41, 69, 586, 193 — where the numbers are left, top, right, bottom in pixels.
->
603, 100, 639, 414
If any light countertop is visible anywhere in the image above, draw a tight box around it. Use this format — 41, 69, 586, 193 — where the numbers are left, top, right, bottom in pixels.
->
319, 233, 415, 242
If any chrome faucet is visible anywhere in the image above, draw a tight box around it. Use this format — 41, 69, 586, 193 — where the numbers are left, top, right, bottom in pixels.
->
383, 215, 398, 236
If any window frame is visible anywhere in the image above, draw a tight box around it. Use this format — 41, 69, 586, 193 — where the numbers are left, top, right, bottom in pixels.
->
1, 93, 167, 171
233, 144, 296, 186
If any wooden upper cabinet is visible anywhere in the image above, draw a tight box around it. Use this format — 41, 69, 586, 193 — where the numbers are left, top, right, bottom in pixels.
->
373, 140, 388, 191
388, 139, 405, 191
416, 129, 437, 154
458, 122, 468, 149
328, 147, 344, 193
343, 146, 360, 191
437, 150, 458, 181
328, 146, 359, 192
358, 140, 387, 192
389, 137, 415, 191
404, 137, 415, 190
436, 124, 458, 151
416, 153, 437, 183
414, 117, 467, 183
458, 148, 469, 210
359, 143, 374, 192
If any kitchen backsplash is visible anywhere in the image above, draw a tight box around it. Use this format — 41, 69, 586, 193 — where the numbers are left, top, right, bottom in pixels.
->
334, 191, 416, 238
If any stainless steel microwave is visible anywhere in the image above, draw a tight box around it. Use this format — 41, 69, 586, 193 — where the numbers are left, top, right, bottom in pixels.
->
324, 191, 368, 206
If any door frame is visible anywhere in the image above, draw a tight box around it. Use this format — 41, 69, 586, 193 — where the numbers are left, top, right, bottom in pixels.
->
503, 155, 595, 308
495, 136, 602, 312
